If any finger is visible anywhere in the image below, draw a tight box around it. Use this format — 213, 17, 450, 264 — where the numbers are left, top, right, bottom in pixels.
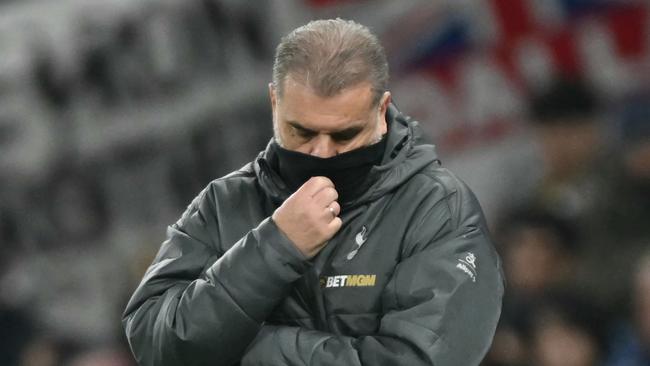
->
300, 176, 334, 197
313, 187, 339, 207
328, 217, 343, 233
328, 201, 341, 217
325, 205, 337, 220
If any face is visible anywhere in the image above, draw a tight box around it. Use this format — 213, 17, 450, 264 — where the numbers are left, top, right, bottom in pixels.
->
533, 320, 598, 366
537, 121, 601, 180
505, 227, 569, 294
270, 76, 391, 158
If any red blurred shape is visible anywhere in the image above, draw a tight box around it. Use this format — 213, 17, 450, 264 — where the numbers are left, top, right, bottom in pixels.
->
606, 4, 647, 59
490, 0, 533, 42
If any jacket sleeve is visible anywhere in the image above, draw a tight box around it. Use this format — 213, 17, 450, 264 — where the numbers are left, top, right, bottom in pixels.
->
122, 183, 311, 366
241, 177, 505, 366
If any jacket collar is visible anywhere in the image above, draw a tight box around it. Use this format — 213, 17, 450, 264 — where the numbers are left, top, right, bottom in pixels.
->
254, 103, 439, 208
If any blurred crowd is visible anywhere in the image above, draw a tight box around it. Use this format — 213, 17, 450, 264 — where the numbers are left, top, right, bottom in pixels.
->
0, 0, 649, 365
483, 78, 650, 366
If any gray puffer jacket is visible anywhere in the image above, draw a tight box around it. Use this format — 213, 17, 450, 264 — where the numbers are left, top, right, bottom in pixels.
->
123, 104, 504, 366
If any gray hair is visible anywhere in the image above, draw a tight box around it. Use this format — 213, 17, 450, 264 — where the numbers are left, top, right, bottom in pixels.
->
272, 18, 389, 106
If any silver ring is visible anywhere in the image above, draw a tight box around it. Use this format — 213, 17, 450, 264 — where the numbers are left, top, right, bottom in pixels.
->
328, 206, 336, 217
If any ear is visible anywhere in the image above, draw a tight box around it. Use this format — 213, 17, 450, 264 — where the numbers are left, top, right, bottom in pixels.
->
269, 83, 277, 121
378, 91, 391, 135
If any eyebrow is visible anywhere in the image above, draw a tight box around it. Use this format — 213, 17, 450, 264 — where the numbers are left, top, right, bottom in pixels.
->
287, 120, 366, 140
287, 121, 318, 135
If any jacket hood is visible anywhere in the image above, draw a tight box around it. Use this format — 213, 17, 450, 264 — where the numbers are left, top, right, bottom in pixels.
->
254, 103, 440, 209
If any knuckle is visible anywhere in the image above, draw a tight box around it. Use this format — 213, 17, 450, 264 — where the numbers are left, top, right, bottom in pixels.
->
322, 187, 336, 199
316, 176, 332, 186
301, 178, 316, 190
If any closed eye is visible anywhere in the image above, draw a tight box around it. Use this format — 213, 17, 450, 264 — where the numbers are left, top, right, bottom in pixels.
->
289, 123, 318, 139
330, 127, 363, 142
286, 121, 365, 142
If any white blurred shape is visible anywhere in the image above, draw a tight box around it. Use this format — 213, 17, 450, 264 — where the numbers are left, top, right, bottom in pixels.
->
516, 37, 556, 93
457, 55, 524, 127
578, 19, 634, 99
446, 131, 544, 226
391, 73, 456, 142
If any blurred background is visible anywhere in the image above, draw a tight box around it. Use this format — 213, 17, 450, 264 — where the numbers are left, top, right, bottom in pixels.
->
0, 0, 649, 365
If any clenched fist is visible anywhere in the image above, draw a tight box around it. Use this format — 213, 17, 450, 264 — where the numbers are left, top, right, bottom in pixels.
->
272, 176, 342, 258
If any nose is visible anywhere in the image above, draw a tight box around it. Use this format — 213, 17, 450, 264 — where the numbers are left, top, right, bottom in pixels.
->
310, 135, 336, 158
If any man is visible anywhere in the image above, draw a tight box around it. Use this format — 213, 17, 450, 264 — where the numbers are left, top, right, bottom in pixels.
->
123, 19, 503, 366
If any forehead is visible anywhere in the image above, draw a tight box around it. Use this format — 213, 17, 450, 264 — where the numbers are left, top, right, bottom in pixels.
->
277, 77, 375, 131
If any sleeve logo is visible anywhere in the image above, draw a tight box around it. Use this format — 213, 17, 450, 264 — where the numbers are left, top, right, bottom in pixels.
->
456, 252, 478, 282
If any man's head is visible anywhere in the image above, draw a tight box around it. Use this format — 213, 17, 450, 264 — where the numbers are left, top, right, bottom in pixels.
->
529, 77, 601, 180
270, 19, 391, 157
498, 208, 579, 294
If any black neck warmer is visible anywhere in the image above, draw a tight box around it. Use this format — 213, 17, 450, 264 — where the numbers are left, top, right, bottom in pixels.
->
268, 136, 388, 205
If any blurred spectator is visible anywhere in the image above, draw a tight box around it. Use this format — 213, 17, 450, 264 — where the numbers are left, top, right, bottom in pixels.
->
110, 14, 156, 102
32, 40, 72, 112
18, 337, 60, 366
77, 18, 119, 107
530, 291, 607, 366
498, 208, 580, 297
523, 77, 650, 312
40, 163, 109, 245
574, 95, 650, 310
601, 96, 650, 239
605, 250, 650, 365
66, 347, 134, 366
528, 77, 606, 222
484, 207, 583, 366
